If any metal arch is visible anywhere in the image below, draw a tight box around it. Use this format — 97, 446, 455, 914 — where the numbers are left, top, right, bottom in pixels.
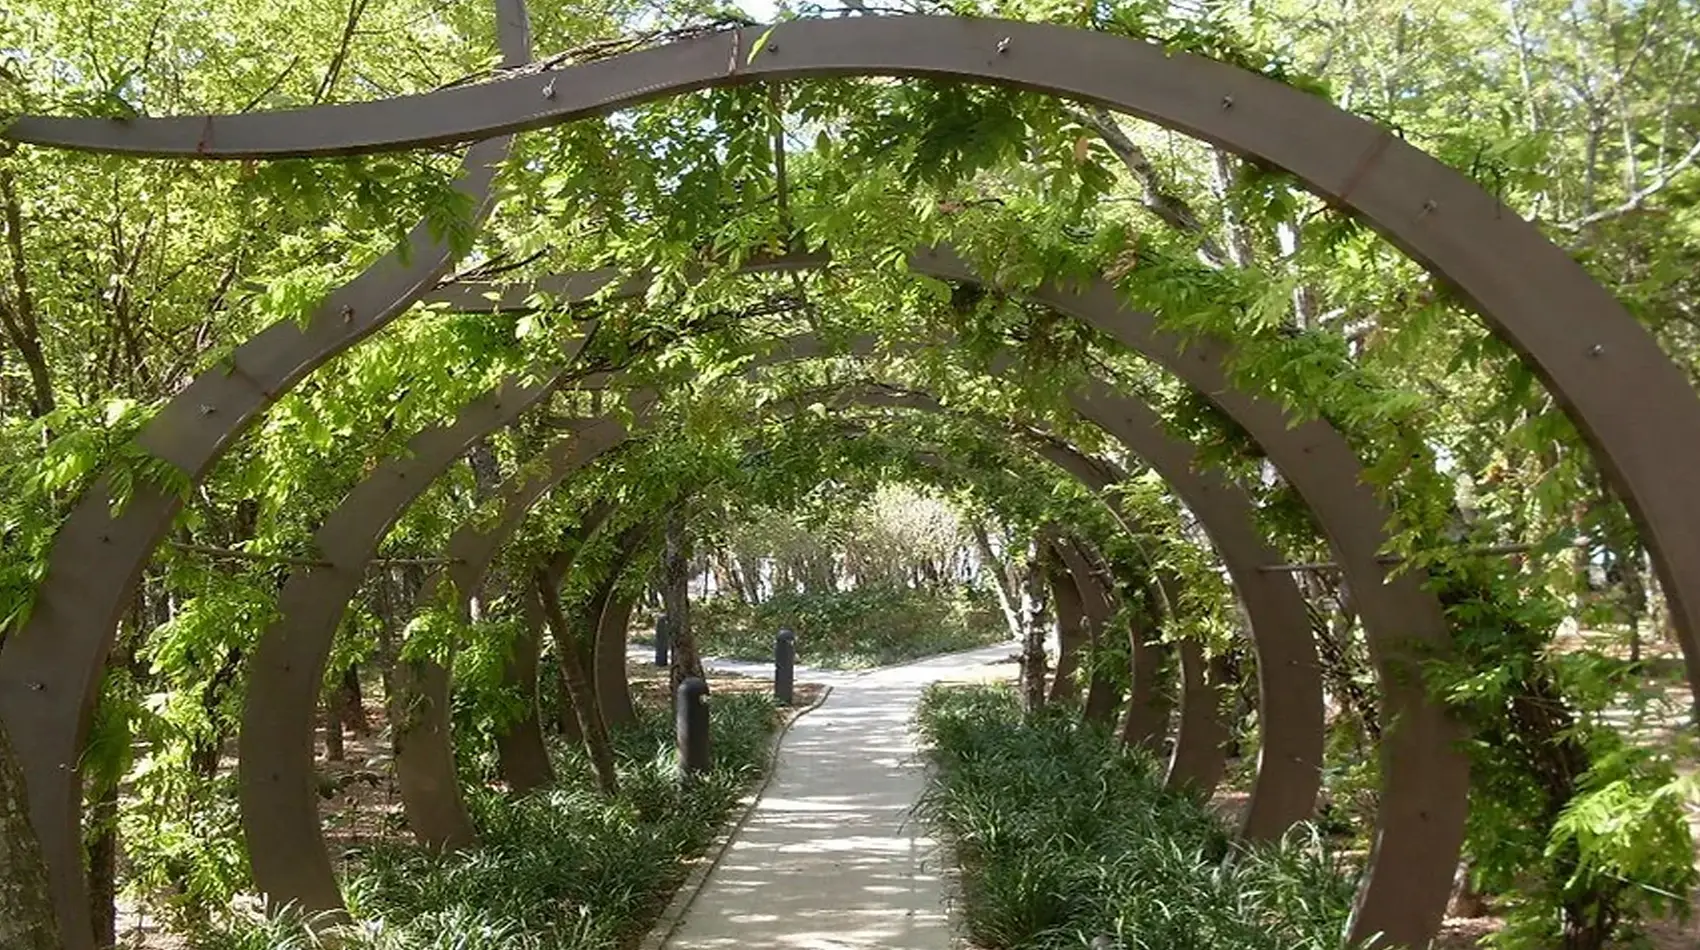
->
342, 346, 1319, 857
1169, 640, 1233, 801
1024, 447, 1239, 801
1042, 544, 1089, 705
1061, 536, 1174, 752
238, 332, 599, 914
451, 249, 1455, 945
498, 500, 617, 793
1027, 388, 1314, 831
13, 20, 1699, 729
1051, 538, 1128, 727
804, 380, 1319, 838
0, 6, 534, 944
238, 332, 855, 913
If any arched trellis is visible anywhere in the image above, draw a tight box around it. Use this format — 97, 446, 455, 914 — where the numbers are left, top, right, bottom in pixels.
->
9, 15, 1698, 947
447, 248, 1461, 946
0, 4, 535, 944
10, 17, 1696, 731
230, 329, 1334, 940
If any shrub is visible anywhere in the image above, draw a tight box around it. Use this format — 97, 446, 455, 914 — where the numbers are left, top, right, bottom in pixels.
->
204, 693, 779, 950
692, 583, 1007, 668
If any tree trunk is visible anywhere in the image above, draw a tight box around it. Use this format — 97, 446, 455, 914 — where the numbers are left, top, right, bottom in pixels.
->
535, 571, 620, 796
662, 504, 705, 694
0, 718, 61, 950
87, 782, 118, 949
340, 665, 368, 736
1018, 541, 1051, 714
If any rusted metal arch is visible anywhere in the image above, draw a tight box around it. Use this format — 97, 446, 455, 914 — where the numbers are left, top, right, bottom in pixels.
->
12, 16, 1697, 740
0, 7, 534, 945
457, 248, 1459, 946
238, 330, 612, 913
238, 328, 864, 914
853, 382, 1315, 832
332, 336, 1316, 867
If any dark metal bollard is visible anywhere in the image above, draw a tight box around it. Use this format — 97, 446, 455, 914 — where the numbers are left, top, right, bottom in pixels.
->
774, 628, 796, 707
654, 614, 670, 667
676, 676, 710, 778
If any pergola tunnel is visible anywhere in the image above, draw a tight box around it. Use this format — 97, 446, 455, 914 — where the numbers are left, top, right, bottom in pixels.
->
0, 3, 1696, 950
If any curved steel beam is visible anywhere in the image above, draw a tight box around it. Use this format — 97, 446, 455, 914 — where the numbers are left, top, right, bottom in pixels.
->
449, 248, 1456, 945
239, 330, 858, 911
239, 334, 600, 913
0, 7, 534, 944
818, 380, 1320, 838
896, 250, 1463, 947
1053, 538, 1125, 726
13, 22, 1698, 734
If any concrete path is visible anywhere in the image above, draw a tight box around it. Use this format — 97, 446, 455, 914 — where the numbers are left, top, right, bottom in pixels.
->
662, 641, 1020, 950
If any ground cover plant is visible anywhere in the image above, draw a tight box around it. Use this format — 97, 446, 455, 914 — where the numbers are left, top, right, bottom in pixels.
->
692, 584, 1008, 669
202, 694, 779, 950
915, 683, 1357, 950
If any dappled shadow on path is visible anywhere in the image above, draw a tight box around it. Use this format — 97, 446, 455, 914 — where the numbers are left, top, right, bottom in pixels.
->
665, 644, 1015, 950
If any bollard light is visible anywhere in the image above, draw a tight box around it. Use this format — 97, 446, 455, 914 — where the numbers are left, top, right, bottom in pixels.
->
774, 628, 796, 707
676, 676, 710, 778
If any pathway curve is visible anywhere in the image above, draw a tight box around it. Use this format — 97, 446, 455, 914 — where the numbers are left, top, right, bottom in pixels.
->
663, 641, 1020, 950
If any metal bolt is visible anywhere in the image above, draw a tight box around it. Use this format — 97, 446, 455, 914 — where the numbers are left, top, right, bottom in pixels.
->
997, 36, 1011, 54
1221, 94, 1234, 109
541, 78, 556, 100
1420, 199, 1438, 216
1590, 343, 1605, 357
27, 681, 44, 691
199, 404, 216, 415
341, 305, 355, 322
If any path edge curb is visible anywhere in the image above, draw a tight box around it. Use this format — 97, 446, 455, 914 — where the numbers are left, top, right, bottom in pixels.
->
637, 682, 836, 950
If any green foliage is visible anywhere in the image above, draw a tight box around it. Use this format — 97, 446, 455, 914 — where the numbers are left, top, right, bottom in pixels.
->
693, 583, 1008, 669
203, 693, 779, 950
914, 683, 1356, 950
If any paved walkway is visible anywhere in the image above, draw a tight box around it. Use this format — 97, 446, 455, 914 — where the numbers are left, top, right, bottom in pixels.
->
663, 641, 1020, 950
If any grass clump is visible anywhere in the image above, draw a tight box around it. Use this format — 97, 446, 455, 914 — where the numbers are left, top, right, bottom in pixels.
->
915, 683, 1356, 950
690, 584, 1008, 669
205, 692, 779, 950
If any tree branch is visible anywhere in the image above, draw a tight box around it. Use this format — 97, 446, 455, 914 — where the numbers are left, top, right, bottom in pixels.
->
1559, 134, 1700, 231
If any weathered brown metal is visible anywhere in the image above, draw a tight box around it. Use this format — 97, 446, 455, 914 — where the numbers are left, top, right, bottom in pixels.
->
595, 593, 639, 730
1054, 539, 1125, 726
0, 7, 533, 944
497, 587, 557, 794
1167, 640, 1232, 800
447, 266, 1332, 840
239, 344, 597, 914
496, 502, 617, 792
977, 261, 1467, 949
1042, 547, 1088, 705
14, 20, 1694, 746
827, 380, 1317, 833
390, 655, 476, 853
